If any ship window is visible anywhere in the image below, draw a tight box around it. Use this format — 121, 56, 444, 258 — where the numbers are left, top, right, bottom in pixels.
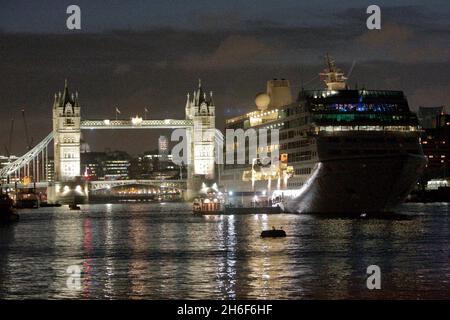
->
295, 168, 312, 175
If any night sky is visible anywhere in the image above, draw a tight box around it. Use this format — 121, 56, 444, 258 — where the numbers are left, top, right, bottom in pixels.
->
0, 0, 449, 155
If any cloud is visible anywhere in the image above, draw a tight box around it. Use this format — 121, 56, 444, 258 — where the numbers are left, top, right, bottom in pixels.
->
180, 35, 278, 69
356, 23, 413, 47
354, 23, 450, 63
183, 10, 245, 31
354, 23, 414, 61
113, 64, 132, 75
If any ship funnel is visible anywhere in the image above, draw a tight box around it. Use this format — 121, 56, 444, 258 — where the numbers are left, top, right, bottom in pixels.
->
266, 79, 292, 109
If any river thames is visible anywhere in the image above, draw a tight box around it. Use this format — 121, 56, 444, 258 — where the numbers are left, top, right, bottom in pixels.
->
0, 202, 449, 299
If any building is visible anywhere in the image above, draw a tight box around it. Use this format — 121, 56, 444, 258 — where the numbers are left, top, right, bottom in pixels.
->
80, 148, 185, 181
128, 156, 146, 179
0, 155, 19, 183
418, 106, 447, 129
141, 151, 183, 180
53, 80, 81, 181
81, 151, 130, 181
158, 135, 169, 161
81, 152, 106, 180
185, 79, 216, 179
421, 111, 450, 179
102, 151, 131, 180
46, 159, 55, 182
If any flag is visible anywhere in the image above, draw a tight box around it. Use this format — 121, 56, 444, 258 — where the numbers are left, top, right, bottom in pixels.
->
115, 107, 121, 114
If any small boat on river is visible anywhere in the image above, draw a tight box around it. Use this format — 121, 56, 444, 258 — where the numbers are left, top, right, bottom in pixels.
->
261, 227, 286, 238
0, 192, 19, 224
69, 203, 81, 210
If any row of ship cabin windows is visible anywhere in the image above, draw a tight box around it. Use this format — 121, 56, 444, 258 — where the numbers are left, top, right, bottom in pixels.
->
295, 168, 312, 175
288, 181, 304, 187
327, 149, 420, 156
280, 140, 312, 150
327, 136, 417, 143
280, 129, 311, 140
288, 151, 317, 162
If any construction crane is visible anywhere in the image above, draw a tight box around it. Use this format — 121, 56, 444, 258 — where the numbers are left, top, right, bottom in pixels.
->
22, 109, 33, 150
4, 118, 14, 157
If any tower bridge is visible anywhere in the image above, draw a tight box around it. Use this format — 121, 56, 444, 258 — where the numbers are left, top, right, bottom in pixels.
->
0, 79, 216, 203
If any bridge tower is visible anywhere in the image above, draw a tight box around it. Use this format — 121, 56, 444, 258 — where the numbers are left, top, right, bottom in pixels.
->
53, 80, 81, 182
185, 79, 216, 198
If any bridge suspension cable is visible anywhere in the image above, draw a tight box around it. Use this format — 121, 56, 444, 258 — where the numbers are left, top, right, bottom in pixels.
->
0, 132, 53, 182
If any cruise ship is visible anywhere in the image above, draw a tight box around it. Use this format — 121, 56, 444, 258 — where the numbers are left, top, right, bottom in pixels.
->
220, 56, 427, 214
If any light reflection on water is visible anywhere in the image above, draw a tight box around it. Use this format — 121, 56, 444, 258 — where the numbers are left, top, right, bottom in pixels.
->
0, 202, 449, 299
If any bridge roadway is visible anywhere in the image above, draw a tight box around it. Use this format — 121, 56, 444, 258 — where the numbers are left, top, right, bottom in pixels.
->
80, 119, 192, 130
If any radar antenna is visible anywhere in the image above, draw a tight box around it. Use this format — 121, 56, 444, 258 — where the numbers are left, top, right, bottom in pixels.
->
319, 53, 347, 90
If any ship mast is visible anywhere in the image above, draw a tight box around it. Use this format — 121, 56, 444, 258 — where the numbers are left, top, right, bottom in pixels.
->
319, 53, 347, 90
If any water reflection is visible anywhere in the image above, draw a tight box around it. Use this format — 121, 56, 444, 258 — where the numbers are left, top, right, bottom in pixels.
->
104, 211, 115, 299
215, 215, 237, 299
0, 203, 449, 299
0, 225, 16, 298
